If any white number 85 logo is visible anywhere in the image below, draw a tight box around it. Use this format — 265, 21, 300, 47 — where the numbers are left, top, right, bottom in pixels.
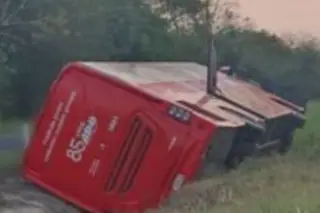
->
66, 116, 97, 163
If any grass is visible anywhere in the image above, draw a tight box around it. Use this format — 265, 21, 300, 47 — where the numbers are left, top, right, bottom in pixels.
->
160, 101, 320, 213
0, 150, 22, 169
1, 102, 320, 213
0, 120, 27, 170
0, 119, 27, 133
159, 158, 320, 213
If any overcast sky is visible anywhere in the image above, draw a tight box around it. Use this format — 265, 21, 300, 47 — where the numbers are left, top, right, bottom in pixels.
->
238, 0, 320, 37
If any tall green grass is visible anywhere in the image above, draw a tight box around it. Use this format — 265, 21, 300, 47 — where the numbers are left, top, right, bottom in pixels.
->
293, 101, 320, 159
161, 101, 320, 213
213, 101, 320, 213
0, 120, 27, 169
0, 151, 22, 169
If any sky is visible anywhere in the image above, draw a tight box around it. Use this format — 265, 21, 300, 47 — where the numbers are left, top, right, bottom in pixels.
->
238, 0, 320, 37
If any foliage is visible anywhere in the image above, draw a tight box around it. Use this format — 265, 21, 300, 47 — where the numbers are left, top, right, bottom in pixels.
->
0, 0, 320, 118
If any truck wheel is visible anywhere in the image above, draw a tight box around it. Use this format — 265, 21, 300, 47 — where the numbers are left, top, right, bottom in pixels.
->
224, 154, 244, 169
224, 141, 256, 169
278, 132, 294, 154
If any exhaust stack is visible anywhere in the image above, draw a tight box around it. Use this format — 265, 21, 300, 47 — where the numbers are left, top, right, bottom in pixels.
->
206, 34, 217, 95
206, 0, 217, 95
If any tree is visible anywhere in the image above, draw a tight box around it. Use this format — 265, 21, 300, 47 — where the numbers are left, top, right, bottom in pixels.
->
1, 0, 320, 118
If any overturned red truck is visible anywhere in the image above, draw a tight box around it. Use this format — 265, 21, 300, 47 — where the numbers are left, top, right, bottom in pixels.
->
22, 60, 305, 213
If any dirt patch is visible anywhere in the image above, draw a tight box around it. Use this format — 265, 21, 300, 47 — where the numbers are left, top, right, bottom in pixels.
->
0, 167, 225, 213
0, 168, 19, 183
0, 169, 80, 213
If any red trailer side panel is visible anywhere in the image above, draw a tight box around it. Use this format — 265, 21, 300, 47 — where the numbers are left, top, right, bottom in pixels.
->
23, 63, 215, 213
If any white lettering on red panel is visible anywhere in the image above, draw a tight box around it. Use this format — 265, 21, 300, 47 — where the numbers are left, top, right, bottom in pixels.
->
168, 136, 177, 151
66, 116, 97, 163
108, 116, 119, 132
43, 91, 77, 162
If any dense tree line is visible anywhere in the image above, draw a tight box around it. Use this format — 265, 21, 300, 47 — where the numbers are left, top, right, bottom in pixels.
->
0, 0, 319, 119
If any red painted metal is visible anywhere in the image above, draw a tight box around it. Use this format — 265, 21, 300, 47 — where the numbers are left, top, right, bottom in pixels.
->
22, 62, 216, 213
22, 61, 303, 213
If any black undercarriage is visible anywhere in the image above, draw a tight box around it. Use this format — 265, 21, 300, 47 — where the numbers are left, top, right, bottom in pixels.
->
195, 110, 306, 179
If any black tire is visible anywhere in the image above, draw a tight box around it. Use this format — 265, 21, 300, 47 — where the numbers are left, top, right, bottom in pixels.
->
224, 154, 244, 169
278, 131, 294, 154
224, 141, 256, 169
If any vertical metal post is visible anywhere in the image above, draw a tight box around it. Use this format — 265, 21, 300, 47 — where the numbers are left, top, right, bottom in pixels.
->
206, 0, 217, 95
22, 122, 30, 149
